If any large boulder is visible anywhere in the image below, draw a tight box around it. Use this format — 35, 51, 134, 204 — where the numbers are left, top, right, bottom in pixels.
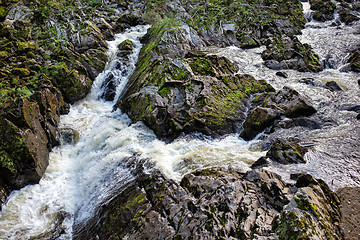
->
0, 81, 68, 209
116, 19, 275, 140
309, 0, 336, 21
74, 165, 343, 240
240, 86, 317, 140
262, 35, 323, 72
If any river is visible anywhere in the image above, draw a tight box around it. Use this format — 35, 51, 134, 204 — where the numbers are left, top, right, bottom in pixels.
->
0, 2, 359, 239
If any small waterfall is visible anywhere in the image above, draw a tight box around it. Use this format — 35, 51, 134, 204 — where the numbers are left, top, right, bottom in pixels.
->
1, 1, 359, 238
0, 25, 265, 239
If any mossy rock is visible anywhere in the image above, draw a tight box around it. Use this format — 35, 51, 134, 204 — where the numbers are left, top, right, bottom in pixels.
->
348, 49, 360, 72
309, 0, 336, 21
41, 62, 92, 103
118, 39, 134, 51
272, 211, 312, 240
241, 86, 316, 140
236, 33, 260, 49
263, 35, 322, 72
339, 9, 360, 24
266, 138, 308, 164
188, 58, 215, 76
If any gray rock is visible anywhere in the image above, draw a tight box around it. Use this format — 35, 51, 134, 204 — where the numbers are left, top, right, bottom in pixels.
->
240, 87, 317, 141
74, 165, 343, 240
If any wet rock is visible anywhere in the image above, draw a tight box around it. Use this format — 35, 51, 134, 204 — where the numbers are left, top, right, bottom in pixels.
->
299, 77, 316, 86
263, 35, 322, 72
325, 81, 343, 91
60, 127, 79, 145
114, 13, 143, 32
274, 117, 321, 130
118, 39, 133, 51
338, 7, 360, 24
276, 71, 288, 78
241, 87, 317, 140
336, 187, 360, 240
100, 73, 117, 101
251, 156, 269, 169
309, 0, 336, 21
348, 49, 360, 72
0, 178, 10, 211
74, 167, 343, 240
266, 138, 308, 164
241, 107, 281, 141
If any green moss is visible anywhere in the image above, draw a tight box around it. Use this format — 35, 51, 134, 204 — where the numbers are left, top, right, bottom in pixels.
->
11, 68, 31, 77
272, 211, 311, 240
188, 58, 215, 76
295, 198, 320, 218
158, 87, 171, 98
118, 39, 133, 51
0, 118, 33, 173
193, 168, 222, 177
194, 75, 273, 130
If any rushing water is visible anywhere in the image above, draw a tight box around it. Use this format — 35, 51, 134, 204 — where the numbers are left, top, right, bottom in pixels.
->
0, 25, 264, 239
1, 2, 360, 239
206, 2, 360, 189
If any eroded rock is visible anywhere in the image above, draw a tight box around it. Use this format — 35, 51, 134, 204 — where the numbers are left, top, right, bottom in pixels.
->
74, 167, 343, 240
240, 86, 317, 141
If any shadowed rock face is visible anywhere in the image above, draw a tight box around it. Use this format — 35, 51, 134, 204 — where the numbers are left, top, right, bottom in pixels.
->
73, 160, 343, 240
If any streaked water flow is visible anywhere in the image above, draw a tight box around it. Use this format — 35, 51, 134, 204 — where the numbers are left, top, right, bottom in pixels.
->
0, 25, 264, 239
1, 2, 360, 238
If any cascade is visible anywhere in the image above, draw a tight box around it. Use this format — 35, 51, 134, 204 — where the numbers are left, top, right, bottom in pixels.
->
0, 25, 264, 240
0, 1, 359, 238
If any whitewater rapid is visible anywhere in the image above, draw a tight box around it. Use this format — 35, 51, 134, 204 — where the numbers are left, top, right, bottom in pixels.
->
0, 25, 264, 240
1, 2, 360, 239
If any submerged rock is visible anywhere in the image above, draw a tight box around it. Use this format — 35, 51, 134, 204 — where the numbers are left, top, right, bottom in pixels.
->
74, 166, 343, 240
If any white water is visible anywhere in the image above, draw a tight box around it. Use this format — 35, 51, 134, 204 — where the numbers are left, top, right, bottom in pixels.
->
1, 2, 360, 238
205, 2, 360, 189
0, 25, 264, 239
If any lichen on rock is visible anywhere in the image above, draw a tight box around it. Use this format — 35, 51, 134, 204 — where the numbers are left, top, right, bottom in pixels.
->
74, 158, 344, 240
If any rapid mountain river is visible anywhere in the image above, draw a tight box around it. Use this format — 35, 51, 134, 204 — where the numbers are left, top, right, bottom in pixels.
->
0, 2, 359, 239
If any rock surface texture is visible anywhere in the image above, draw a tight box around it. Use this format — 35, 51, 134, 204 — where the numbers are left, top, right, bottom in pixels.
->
74, 164, 343, 240
0, 0, 145, 207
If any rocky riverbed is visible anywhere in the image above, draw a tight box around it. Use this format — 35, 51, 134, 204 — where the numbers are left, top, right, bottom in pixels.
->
0, 0, 359, 239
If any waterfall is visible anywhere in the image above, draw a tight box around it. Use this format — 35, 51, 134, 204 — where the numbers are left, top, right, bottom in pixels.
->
0, 25, 264, 240
1, 2, 359, 238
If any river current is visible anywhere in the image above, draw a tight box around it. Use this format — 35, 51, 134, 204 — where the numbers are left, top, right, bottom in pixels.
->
0, 2, 359, 239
